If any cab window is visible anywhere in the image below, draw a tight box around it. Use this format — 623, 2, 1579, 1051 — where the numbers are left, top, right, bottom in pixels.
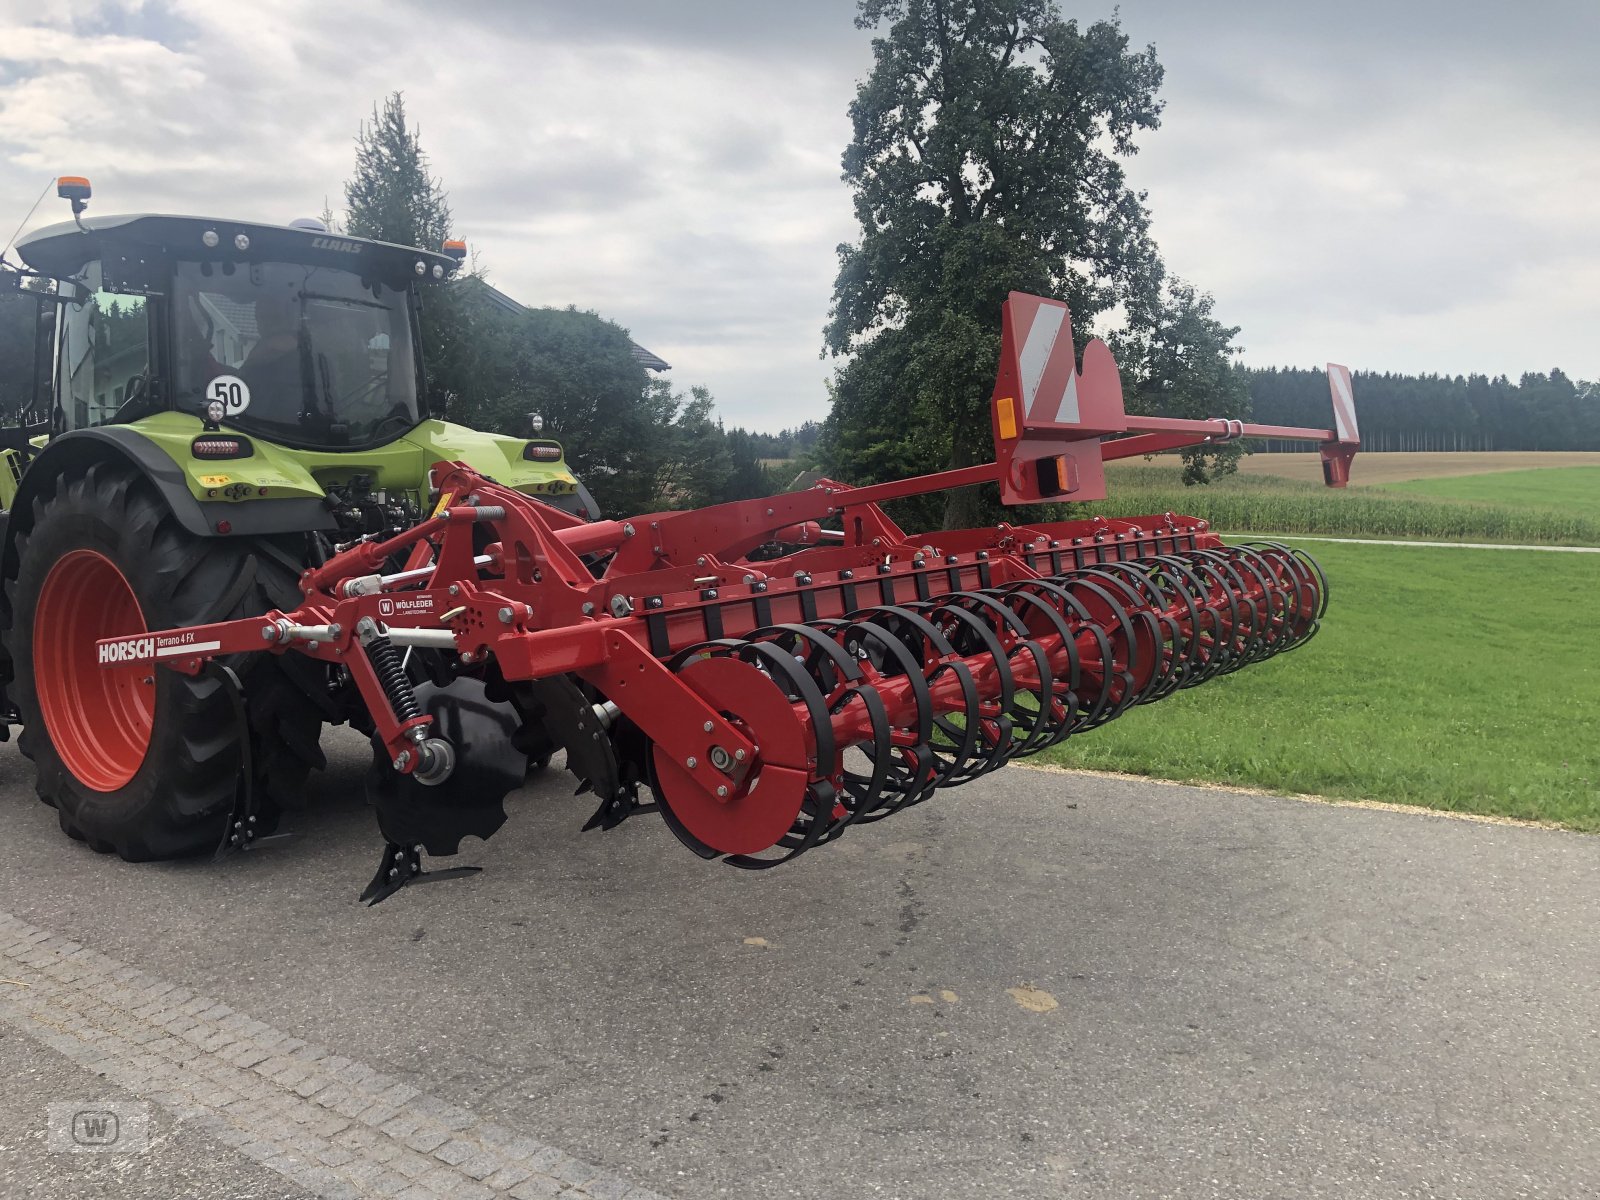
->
57, 261, 151, 431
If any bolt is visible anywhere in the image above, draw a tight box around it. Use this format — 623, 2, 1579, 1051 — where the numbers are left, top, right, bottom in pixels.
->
709, 745, 734, 771
260, 624, 276, 641
609, 594, 634, 618
388, 867, 399, 879
686, 756, 698, 769
409, 727, 427, 743
582, 602, 596, 615
498, 606, 514, 624
696, 556, 707, 567
142, 676, 154, 686
734, 749, 746, 762
449, 584, 461, 596
327, 624, 342, 639
766, 507, 774, 517
716, 786, 729, 798
703, 721, 714, 733
622, 522, 636, 537
395, 850, 406, 863
393, 752, 410, 770
306, 640, 319, 651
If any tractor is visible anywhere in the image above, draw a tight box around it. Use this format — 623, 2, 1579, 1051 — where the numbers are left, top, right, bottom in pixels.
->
0, 179, 587, 864
2, 178, 1361, 903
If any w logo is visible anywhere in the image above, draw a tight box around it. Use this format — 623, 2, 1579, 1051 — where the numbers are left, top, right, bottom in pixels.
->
73, 1112, 118, 1145
48, 1101, 147, 1153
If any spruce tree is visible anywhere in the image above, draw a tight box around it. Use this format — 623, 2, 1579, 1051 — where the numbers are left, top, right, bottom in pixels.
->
343, 93, 452, 250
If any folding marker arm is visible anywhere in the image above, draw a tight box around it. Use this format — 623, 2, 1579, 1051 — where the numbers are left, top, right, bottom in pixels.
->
988, 292, 1361, 502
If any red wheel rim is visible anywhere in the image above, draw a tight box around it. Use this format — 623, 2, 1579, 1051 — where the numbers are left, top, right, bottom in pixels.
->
34, 549, 155, 792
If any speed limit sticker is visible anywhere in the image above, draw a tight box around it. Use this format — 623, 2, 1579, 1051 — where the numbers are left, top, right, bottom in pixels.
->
206, 374, 251, 416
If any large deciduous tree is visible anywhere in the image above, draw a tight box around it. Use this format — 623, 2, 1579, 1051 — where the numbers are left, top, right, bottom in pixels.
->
824, 0, 1170, 527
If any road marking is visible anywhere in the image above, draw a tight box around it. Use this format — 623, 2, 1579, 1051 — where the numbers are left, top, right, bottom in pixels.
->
1006, 986, 1059, 1014
0, 908, 666, 1200
1263, 535, 1600, 553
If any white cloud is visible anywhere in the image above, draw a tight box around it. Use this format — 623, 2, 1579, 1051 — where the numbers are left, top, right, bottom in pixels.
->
2, 0, 1595, 434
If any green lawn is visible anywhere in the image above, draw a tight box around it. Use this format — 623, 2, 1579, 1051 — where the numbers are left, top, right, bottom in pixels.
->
1383, 466, 1600, 525
1034, 538, 1600, 830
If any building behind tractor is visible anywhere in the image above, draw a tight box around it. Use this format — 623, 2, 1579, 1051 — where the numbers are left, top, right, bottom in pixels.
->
1, 179, 1360, 902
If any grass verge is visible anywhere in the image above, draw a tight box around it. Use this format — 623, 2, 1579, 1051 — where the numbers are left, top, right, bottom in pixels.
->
1033, 539, 1600, 830
1384, 466, 1600, 524
1086, 465, 1600, 544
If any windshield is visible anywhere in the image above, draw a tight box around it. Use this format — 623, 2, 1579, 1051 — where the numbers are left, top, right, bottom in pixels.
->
172, 260, 420, 447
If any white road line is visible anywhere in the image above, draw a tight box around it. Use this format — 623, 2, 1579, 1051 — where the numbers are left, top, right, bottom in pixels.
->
1259, 535, 1600, 554
0, 908, 666, 1200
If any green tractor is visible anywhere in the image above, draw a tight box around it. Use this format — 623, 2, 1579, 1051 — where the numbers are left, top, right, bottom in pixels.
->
0, 178, 589, 860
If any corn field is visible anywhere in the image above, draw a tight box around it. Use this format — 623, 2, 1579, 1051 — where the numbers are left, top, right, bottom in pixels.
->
1064, 466, 1600, 545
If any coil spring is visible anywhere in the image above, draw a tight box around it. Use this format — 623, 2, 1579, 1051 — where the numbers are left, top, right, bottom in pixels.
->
665, 541, 1326, 867
366, 633, 423, 724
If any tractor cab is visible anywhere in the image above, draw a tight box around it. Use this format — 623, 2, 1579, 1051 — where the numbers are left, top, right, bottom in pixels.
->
14, 211, 459, 450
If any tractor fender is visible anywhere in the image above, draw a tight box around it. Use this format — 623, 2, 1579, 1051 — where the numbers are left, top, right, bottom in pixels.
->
0, 428, 335, 601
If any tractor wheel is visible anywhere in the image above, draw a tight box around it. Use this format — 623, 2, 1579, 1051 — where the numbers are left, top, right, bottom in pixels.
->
3, 461, 325, 861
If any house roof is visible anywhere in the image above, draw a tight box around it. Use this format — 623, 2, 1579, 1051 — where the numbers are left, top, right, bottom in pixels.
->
467, 279, 671, 372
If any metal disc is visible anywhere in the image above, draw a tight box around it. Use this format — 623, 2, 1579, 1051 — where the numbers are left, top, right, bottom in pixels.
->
650, 654, 810, 857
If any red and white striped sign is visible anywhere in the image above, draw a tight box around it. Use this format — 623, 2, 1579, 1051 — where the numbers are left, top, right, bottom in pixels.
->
1326, 363, 1359, 444
1015, 297, 1079, 424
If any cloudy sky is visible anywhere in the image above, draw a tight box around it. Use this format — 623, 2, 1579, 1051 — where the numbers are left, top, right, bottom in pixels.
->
2, 0, 1595, 430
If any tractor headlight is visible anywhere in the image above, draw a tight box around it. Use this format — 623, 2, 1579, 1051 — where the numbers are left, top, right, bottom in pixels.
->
192, 435, 255, 460
524, 440, 563, 462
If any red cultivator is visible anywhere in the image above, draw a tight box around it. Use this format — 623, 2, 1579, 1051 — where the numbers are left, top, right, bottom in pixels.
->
95, 293, 1359, 901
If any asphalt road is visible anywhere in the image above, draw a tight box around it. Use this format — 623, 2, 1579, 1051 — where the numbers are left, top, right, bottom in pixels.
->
1, 729, 1596, 1200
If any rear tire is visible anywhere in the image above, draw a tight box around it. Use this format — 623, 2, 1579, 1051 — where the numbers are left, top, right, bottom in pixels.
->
4, 461, 325, 861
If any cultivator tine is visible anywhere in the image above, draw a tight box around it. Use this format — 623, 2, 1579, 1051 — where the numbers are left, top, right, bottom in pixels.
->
209, 663, 293, 861
360, 842, 482, 906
